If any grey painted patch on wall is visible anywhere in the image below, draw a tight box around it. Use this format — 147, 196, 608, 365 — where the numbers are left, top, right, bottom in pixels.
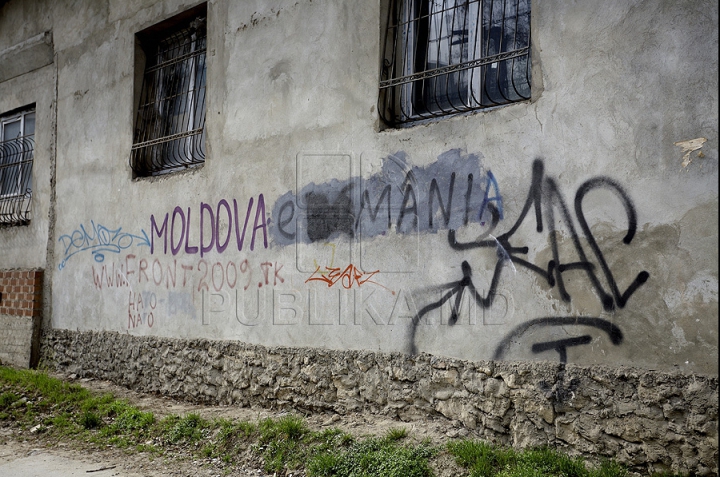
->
270, 149, 502, 246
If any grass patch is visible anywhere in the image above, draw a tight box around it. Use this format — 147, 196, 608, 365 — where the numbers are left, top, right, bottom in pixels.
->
447, 439, 630, 477
0, 366, 91, 406
163, 413, 206, 444
0, 391, 20, 408
307, 435, 436, 477
80, 410, 102, 429
0, 366, 644, 477
386, 427, 409, 441
256, 415, 311, 472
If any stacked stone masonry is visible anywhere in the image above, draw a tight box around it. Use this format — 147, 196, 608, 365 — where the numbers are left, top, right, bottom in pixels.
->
41, 330, 718, 476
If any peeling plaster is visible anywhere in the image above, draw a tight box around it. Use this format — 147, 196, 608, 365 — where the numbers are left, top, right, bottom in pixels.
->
674, 137, 707, 168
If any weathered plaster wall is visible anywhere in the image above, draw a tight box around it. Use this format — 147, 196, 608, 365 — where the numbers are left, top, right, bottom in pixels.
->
41, 0, 717, 375
0, 0, 57, 336
1, 0, 718, 374
41, 330, 719, 476
0, 56, 55, 270
2, 0, 717, 472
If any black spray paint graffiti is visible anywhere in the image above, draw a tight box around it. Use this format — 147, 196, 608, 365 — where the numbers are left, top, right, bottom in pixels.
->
492, 317, 623, 363
270, 150, 503, 245
410, 158, 649, 362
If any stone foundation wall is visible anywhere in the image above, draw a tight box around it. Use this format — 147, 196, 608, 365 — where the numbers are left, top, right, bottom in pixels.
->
40, 329, 718, 475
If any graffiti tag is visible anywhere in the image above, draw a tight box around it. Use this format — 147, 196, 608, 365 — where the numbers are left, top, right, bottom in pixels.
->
305, 264, 387, 291
410, 158, 649, 361
58, 221, 150, 270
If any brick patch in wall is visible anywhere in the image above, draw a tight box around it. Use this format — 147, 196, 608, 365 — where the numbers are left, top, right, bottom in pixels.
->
0, 269, 43, 368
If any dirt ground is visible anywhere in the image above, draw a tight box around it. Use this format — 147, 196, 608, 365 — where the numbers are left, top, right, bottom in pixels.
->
0, 373, 468, 477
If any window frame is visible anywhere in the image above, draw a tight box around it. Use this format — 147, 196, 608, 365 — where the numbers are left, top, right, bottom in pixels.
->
0, 106, 35, 226
131, 4, 208, 177
379, 0, 532, 127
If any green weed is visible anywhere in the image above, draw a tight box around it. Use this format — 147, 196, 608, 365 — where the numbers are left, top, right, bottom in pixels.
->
386, 427, 409, 441
163, 413, 207, 444
259, 414, 307, 442
307, 436, 436, 477
0, 367, 90, 406
0, 391, 20, 408
255, 415, 310, 472
447, 439, 629, 477
206, 418, 256, 460
80, 410, 102, 429
49, 412, 76, 431
114, 408, 155, 431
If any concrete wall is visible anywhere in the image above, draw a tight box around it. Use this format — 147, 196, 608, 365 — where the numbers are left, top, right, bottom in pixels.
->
1, 1, 718, 371
0, 0, 55, 264
0, 0, 56, 364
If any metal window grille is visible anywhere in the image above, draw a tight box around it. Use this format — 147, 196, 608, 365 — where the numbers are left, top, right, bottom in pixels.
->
131, 17, 207, 176
0, 110, 34, 226
379, 0, 531, 126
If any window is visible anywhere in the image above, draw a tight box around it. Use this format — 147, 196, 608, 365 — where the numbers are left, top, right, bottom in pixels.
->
0, 107, 35, 226
131, 5, 207, 177
379, 0, 531, 126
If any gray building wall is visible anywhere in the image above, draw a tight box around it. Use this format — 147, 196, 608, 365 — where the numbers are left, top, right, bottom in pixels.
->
0, 1, 717, 378
2, 0, 718, 473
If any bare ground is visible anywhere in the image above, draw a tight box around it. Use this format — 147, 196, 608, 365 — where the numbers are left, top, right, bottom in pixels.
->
1, 372, 469, 477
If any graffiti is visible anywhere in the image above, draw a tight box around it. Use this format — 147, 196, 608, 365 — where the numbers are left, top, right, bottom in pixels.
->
197, 260, 284, 291
58, 221, 150, 270
150, 194, 268, 257
270, 150, 503, 245
91, 254, 193, 290
91, 258, 133, 289
446, 158, 649, 310
71, 153, 652, 366
492, 316, 623, 363
305, 264, 389, 292
410, 158, 649, 360
90, 254, 285, 293
407, 259, 504, 353
128, 290, 156, 329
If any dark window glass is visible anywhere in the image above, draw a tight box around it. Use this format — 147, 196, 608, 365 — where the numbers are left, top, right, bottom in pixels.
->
380, 0, 531, 126
131, 13, 207, 176
0, 108, 35, 226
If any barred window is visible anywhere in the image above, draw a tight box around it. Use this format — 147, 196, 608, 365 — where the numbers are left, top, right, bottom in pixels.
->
131, 7, 207, 177
379, 0, 531, 126
0, 107, 35, 226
